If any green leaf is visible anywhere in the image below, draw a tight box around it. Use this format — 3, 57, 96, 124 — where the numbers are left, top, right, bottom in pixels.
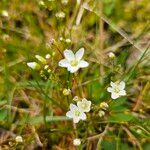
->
109, 97, 127, 112
0, 109, 7, 121
108, 113, 134, 122
28, 116, 71, 124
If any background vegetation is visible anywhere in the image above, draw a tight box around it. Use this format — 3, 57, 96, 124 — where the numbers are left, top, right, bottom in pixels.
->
0, 0, 150, 149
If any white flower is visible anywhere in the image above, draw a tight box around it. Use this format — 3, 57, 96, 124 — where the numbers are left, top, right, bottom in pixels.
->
58, 48, 89, 73
27, 62, 40, 70
77, 98, 91, 112
73, 138, 81, 146
15, 136, 23, 143
107, 81, 126, 99
100, 102, 109, 110
98, 110, 105, 117
66, 104, 86, 123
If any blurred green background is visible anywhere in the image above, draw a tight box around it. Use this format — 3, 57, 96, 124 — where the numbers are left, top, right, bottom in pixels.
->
0, 0, 150, 149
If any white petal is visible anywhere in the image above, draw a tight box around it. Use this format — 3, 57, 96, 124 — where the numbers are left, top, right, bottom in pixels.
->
75, 48, 84, 61
110, 81, 116, 87
58, 59, 69, 68
67, 66, 79, 73
78, 60, 89, 68
66, 111, 73, 118
77, 101, 82, 108
111, 93, 119, 99
107, 87, 113, 92
70, 104, 78, 111
73, 117, 80, 123
119, 81, 125, 90
64, 49, 75, 61
87, 101, 91, 108
84, 107, 90, 112
119, 90, 126, 96
80, 112, 86, 120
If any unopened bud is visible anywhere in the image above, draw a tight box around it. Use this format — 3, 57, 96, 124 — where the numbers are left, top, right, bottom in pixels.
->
100, 102, 109, 110
35, 55, 47, 64
27, 62, 40, 70
45, 54, 51, 59
63, 88, 71, 95
98, 110, 105, 117
15, 136, 23, 143
44, 65, 49, 70
65, 38, 71, 43
73, 96, 79, 101
108, 52, 115, 59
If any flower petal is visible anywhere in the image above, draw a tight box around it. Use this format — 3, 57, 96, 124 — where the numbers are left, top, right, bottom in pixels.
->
66, 111, 73, 118
67, 66, 79, 73
78, 60, 89, 68
80, 112, 86, 120
58, 59, 69, 68
87, 101, 91, 108
110, 81, 116, 87
64, 49, 75, 61
75, 48, 84, 61
119, 81, 125, 90
107, 87, 113, 92
111, 93, 119, 99
70, 104, 77, 111
119, 90, 126, 96
77, 101, 82, 108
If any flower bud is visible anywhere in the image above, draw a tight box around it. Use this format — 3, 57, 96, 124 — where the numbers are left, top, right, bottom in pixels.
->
59, 37, 63, 41
61, 0, 68, 5
65, 38, 71, 43
44, 65, 49, 70
48, 69, 51, 73
100, 102, 109, 110
27, 62, 40, 70
136, 129, 142, 134
108, 52, 115, 59
55, 12, 65, 18
73, 138, 81, 146
98, 110, 105, 117
73, 96, 79, 101
39, 0, 45, 6
45, 54, 51, 59
15, 136, 23, 143
63, 88, 71, 95
1, 10, 9, 17
35, 55, 47, 64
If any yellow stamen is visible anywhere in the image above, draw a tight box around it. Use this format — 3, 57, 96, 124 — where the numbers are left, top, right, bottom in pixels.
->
70, 60, 78, 66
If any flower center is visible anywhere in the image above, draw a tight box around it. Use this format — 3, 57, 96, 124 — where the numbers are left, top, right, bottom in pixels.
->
81, 103, 87, 109
114, 87, 120, 93
75, 110, 80, 116
70, 60, 78, 66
